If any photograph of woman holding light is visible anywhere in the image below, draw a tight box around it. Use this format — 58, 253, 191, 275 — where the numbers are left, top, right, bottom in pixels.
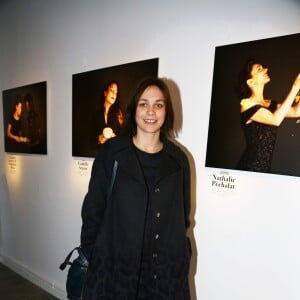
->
95, 81, 124, 145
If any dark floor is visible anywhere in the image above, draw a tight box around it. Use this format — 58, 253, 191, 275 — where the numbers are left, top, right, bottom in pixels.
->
0, 263, 59, 299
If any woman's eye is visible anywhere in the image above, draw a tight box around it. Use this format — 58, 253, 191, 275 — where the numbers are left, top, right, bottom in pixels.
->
156, 103, 165, 109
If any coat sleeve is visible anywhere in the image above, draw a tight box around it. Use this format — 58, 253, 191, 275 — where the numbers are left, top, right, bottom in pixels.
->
182, 152, 191, 230
80, 146, 109, 261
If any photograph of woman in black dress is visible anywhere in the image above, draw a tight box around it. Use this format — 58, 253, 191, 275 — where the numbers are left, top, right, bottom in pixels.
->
2, 81, 47, 155
205, 33, 300, 177
236, 60, 300, 172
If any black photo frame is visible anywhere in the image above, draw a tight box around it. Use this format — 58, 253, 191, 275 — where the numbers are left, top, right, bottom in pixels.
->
72, 58, 159, 158
2, 81, 47, 155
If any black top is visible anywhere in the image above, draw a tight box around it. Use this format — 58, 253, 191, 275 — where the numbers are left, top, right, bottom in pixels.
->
134, 146, 163, 259
237, 100, 278, 172
9, 116, 21, 136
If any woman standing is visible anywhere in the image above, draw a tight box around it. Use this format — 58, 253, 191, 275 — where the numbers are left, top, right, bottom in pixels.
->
6, 96, 29, 152
81, 77, 192, 299
236, 59, 300, 172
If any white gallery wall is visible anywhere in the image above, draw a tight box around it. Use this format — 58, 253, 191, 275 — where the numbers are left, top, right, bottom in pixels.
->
0, 0, 299, 299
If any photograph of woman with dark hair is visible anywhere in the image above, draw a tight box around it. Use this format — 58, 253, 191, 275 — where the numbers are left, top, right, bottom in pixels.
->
3, 81, 47, 154
95, 81, 124, 145
236, 59, 300, 172
80, 77, 192, 299
72, 58, 159, 157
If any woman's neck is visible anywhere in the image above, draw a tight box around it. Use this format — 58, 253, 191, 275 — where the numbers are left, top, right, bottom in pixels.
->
132, 134, 163, 154
104, 101, 112, 112
250, 85, 265, 103
13, 112, 20, 120
104, 102, 112, 124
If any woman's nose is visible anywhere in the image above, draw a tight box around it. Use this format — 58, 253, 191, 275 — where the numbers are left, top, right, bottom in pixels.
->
146, 105, 155, 114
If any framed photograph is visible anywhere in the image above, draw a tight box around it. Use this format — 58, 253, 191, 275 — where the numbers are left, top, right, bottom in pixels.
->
2, 81, 47, 155
72, 58, 159, 158
205, 33, 300, 177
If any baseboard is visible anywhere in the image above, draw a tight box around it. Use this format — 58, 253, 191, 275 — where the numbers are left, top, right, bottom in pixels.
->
0, 252, 66, 299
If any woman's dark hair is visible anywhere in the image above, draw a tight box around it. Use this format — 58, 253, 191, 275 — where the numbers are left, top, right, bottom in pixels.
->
103, 80, 118, 93
24, 93, 33, 103
102, 80, 119, 103
24, 93, 34, 109
12, 95, 22, 114
236, 59, 257, 99
122, 77, 174, 137
100, 80, 120, 108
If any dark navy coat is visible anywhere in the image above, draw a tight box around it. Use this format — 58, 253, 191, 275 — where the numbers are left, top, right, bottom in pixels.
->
81, 134, 191, 299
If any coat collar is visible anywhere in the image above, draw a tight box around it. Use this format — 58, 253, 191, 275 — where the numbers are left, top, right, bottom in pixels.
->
109, 135, 182, 185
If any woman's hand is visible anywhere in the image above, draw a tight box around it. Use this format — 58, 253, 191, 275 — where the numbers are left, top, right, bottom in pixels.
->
292, 73, 300, 92
98, 134, 107, 144
284, 73, 300, 118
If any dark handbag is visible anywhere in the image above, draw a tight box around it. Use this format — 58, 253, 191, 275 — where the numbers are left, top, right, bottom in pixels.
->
60, 160, 118, 299
59, 247, 88, 300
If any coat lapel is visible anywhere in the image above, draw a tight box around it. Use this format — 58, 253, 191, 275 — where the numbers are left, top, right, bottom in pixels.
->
157, 138, 182, 183
114, 147, 145, 185
156, 152, 180, 184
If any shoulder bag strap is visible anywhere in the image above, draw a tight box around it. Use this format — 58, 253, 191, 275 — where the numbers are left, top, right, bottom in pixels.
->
60, 247, 89, 270
59, 247, 81, 270
107, 160, 118, 200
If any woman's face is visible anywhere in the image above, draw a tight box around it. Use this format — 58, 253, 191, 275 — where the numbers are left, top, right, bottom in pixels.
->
104, 82, 118, 105
135, 85, 166, 136
249, 64, 271, 85
15, 102, 22, 116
